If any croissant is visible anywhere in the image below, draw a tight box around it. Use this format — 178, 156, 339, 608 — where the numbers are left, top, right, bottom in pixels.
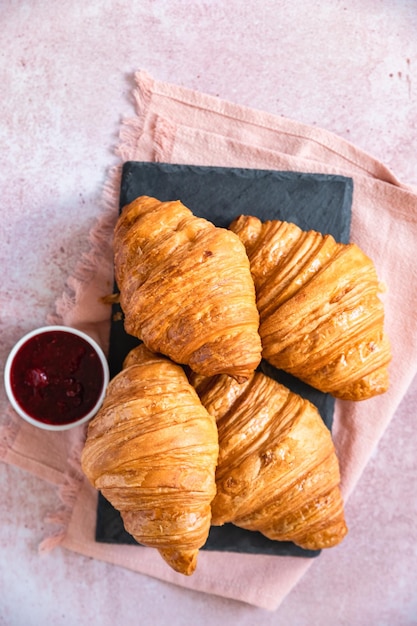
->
229, 215, 391, 401
113, 195, 262, 382
190, 370, 348, 550
81, 344, 219, 576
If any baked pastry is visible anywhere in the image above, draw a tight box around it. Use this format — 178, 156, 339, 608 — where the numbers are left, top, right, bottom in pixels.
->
113, 196, 262, 381
229, 215, 391, 401
190, 370, 348, 550
81, 344, 219, 576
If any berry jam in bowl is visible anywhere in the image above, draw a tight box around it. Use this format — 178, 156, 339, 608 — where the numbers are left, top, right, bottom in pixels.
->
4, 326, 109, 431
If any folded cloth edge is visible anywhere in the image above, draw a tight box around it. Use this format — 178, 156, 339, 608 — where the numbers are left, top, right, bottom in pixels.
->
134, 69, 414, 189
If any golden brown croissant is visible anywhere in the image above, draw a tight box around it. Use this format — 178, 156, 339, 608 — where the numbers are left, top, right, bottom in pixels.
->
229, 215, 391, 401
190, 370, 348, 550
81, 344, 219, 576
113, 196, 262, 382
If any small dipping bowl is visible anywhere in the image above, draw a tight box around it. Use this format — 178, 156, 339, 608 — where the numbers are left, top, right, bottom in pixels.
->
4, 325, 109, 431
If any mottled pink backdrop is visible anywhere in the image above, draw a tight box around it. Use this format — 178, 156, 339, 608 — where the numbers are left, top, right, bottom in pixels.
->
1, 1, 416, 624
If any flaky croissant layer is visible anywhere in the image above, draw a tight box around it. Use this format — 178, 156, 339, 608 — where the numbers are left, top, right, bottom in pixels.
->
81, 344, 219, 576
229, 215, 391, 401
190, 370, 348, 551
113, 196, 262, 382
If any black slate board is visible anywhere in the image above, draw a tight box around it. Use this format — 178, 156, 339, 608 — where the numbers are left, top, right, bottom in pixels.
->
96, 161, 353, 559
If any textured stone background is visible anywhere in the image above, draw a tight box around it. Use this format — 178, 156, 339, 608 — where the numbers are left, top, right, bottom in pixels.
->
1, 1, 416, 624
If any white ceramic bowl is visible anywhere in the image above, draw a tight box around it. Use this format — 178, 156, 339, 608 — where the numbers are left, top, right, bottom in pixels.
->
4, 325, 109, 431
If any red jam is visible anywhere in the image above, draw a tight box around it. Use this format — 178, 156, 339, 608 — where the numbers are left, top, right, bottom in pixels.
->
10, 330, 105, 426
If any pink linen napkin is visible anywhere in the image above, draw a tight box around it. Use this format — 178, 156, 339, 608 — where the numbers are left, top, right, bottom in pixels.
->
2, 70, 417, 611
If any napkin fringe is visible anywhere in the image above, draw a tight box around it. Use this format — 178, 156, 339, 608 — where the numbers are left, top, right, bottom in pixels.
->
117, 115, 147, 162
121, 70, 192, 166
48, 204, 117, 328
112, 70, 155, 164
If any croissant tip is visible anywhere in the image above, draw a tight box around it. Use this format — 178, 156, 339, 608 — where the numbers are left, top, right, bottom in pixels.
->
158, 548, 199, 576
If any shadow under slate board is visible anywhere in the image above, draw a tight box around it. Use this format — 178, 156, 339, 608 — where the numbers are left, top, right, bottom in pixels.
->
96, 161, 353, 559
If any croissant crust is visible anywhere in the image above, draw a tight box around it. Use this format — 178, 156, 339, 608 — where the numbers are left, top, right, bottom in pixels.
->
81, 344, 219, 576
190, 370, 348, 550
113, 196, 262, 381
229, 215, 391, 401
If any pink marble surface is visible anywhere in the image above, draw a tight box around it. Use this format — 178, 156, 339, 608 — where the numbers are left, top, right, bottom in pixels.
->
1, 1, 417, 624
